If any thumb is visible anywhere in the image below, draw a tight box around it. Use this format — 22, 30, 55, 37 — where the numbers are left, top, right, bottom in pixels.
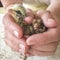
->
37, 10, 57, 28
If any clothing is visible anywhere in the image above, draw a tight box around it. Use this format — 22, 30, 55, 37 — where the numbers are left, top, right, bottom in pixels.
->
23, 0, 50, 11
23, 0, 50, 5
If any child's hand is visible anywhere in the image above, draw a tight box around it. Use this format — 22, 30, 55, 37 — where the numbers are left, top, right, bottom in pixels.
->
26, 10, 60, 56
3, 9, 34, 54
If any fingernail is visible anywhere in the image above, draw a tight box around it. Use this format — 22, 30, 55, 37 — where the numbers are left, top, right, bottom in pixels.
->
19, 44, 25, 55
19, 44, 25, 49
19, 44, 25, 52
14, 31, 18, 37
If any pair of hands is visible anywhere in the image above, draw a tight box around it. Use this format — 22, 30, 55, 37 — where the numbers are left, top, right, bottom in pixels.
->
3, 9, 60, 56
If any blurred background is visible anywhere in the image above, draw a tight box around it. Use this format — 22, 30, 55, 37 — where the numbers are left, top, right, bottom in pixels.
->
0, 2, 2, 7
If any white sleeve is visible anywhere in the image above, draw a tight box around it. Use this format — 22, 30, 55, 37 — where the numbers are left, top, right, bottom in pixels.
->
23, 0, 50, 5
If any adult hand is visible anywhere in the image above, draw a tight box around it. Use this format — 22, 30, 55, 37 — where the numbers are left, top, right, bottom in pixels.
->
3, 9, 34, 54
26, 10, 60, 56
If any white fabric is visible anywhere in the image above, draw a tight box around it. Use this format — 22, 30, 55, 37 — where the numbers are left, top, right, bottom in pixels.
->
23, 0, 50, 11
0, 14, 60, 60
23, 0, 50, 5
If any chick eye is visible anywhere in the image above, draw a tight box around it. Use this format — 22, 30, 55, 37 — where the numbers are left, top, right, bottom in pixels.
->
15, 10, 22, 16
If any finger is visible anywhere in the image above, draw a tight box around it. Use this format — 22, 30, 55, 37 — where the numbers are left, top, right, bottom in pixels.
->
24, 9, 34, 24
5, 29, 20, 46
5, 29, 29, 54
24, 16, 34, 24
4, 38, 19, 52
5, 29, 26, 47
26, 28, 59, 45
5, 30, 20, 52
37, 10, 57, 28
31, 42, 58, 52
3, 13, 23, 38
28, 48, 55, 56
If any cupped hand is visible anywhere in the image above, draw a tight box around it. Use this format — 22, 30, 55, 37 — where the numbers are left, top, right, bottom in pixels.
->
3, 9, 34, 54
26, 10, 60, 56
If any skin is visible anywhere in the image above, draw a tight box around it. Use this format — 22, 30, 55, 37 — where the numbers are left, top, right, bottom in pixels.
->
1, 0, 60, 56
